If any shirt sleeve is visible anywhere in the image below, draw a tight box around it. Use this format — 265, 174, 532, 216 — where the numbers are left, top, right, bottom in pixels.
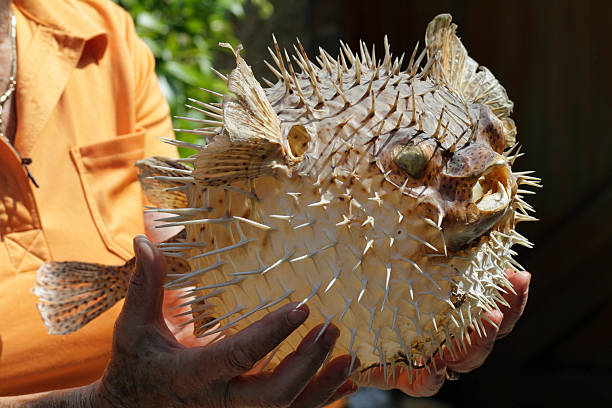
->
128, 17, 178, 159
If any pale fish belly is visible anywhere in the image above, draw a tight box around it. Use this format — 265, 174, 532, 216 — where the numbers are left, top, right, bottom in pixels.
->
170, 164, 516, 374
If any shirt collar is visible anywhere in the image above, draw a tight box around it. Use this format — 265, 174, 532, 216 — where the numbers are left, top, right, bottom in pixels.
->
13, 0, 108, 59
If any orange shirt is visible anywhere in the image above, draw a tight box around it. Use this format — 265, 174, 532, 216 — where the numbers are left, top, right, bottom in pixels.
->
0, 0, 176, 395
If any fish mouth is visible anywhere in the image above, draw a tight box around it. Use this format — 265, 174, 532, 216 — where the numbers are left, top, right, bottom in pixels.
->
445, 156, 514, 250
471, 156, 512, 216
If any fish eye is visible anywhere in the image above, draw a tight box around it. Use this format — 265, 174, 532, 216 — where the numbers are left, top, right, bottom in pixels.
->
393, 144, 428, 178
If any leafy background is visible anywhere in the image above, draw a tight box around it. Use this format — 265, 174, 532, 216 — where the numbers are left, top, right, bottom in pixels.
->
114, 0, 273, 155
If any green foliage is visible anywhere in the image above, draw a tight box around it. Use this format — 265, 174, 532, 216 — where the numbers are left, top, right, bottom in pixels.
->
114, 0, 272, 155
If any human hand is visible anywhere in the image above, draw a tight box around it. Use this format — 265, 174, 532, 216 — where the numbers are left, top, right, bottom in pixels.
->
359, 269, 531, 396
93, 235, 360, 408
144, 212, 210, 347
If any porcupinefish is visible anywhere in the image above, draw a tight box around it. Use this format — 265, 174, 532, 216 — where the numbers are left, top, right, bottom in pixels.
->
34, 14, 539, 381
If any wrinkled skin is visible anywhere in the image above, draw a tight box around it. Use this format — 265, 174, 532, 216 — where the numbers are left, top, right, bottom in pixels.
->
95, 236, 359, 408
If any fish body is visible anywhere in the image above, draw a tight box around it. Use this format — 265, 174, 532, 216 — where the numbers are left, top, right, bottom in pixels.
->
35, 14, 538, 380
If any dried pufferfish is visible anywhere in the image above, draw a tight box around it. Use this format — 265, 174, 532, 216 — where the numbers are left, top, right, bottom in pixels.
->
34, 14, 539, 381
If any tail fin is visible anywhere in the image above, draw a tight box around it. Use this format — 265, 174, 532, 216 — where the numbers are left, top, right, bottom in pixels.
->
33, 259, 134, 335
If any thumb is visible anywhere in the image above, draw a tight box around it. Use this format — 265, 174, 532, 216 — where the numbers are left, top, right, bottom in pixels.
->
118, 235, 167, 328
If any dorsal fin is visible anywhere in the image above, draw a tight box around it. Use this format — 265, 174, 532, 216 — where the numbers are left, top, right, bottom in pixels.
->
193, 44, 291, 186
425, 14, 516, 148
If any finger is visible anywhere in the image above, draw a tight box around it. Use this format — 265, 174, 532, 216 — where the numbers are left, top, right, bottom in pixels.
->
203, 302, 309, 380
402, 365, 447, 397
497, 270, 530, 338
233, 323, 341, 408
290, 354, 360, 408
324, 379, 359, 406
445, 309, 502, 373
364, 363, 446, 397
116, 235, 167, 330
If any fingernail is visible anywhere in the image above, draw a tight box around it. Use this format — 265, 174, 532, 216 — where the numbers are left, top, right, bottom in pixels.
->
287, 307, 308, 326
323, 326, 340, 346
519, 270, 531, 282
136, 236, 154, 264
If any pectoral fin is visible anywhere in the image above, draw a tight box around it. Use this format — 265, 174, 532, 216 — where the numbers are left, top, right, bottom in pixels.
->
193, 43, 294, 186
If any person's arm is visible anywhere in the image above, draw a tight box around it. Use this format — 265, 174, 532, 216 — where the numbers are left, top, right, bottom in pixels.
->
0, 236, 359, 408
0, 383, 98, 407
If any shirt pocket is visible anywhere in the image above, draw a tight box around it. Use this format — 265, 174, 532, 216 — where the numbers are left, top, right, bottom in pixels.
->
70, 128, 146, 260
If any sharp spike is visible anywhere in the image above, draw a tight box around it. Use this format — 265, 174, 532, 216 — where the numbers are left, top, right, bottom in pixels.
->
363, 239, 374, 255
432, 107, 446, 138
410, 85, 417, 125
378, 72, 391, 93
271, 34, 292, 95
174, 116, 223, 126
297, 272, 322, 307
173, 288, 225, 309
184, 104, 223, 120
368, 91, 376, 117
313, 309, 336, 343
381, 265, 391, 311
296, 37, 318, 80
187, 238, 253, 260
200, 87, 224, 98
389, 90, 400, 113
347, 325, 358, 368
264, 59, 283, 80
382, 35, 391, 71
438, 121, 450, 143
419, 51, 437, 78
210, 67, 227, 82
371, 43, 376, 70
165, 260, 226, 288
359, 40, 370, 68
330, 77, 349, 106
187, 98, 223, 114
354, 55, 362, 84
340, 40, 355, 65
357, 277, 367, 302
393, 112, 404, 130
394, 52, 405, 75
319, 47, 334, 75
337, 59, 344, 92
339, 45, 349, 72
285, 52, 312, 112
161, 136, 205, 149
411, 47, 427, 76
407, 41, 419, 73
363, 69, 376, 98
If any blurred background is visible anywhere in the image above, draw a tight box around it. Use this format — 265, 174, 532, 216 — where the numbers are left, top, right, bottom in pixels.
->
114, 0, 611, 406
